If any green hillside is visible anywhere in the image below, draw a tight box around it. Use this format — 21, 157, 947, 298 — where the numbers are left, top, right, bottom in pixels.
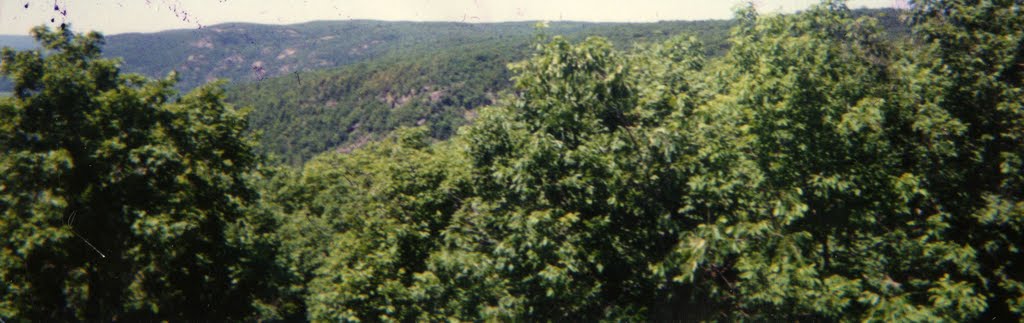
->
1, 9, 904, 98
101, 20, 734, 91
226, 9, 905, 164
224, 20, 739, 164
3, 1, 1021, 321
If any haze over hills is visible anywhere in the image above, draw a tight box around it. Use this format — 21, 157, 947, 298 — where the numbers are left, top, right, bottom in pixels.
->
0, 9, 907, 163
222, 9, 907, 164
0, 19, 734, 92
0, 19, 735, 95
0, 35, 36, 50
103, 19, 741, 90
220, 19, 742, 164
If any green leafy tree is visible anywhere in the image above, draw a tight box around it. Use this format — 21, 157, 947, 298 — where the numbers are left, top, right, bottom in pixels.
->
909, 0, 1024, 317
684, 2, 980, 320
646, 1, 1022, 320
6, 1, 1001, 321
437, 1, 1021, 320
0, 26, 271, 320
447, 33, 716, 319
267, 127, 469, 321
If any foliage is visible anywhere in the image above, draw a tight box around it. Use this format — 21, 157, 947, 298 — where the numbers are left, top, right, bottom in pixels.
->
267, 1, 1020, 321
0, 26, 276, 320
909, 0, 1024, 317
219, 11, 902, 165
103, 20, 735, 91
221, 20, 738, 165
260, 128, 471, 321
1, 1, 1020, 321
225, 39, 524, 165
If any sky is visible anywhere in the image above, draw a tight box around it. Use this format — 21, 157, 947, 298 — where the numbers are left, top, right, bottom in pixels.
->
0, 0, 902, 35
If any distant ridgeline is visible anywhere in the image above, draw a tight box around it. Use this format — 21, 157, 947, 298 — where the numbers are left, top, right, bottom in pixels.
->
222, 19, 746, 164
224, 9, 906, 164
0, 35, 38, 94
12, 2, 1014, 320
0, 9, 907, 163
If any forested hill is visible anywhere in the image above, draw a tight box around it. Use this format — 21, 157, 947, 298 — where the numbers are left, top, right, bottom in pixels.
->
3, 19, 733, 92
223, 20, 740, 164
103, 19, 736, 91
224, 9, 906, 164
3, 1, 1021, 321
0, 9, 906, 162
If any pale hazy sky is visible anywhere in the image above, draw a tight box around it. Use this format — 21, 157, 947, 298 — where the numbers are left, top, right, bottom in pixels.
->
0, 0, 901, 35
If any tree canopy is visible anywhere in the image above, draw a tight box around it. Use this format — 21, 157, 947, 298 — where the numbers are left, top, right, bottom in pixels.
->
1, 0, 1021, 321
0, 26, 276, 321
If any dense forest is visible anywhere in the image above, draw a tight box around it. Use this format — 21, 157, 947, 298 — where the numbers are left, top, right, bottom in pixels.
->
105, 20, 739, 91
0, 19, 738, 95
1, 0, 1022, 321
2, 11, 905, 164
223, 10, 902, 164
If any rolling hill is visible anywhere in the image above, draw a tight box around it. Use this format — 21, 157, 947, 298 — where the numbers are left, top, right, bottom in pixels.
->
1, 9, 907, 162
222, 19, 742, 164
100, 20, 733, 91
224, 9, 907, 164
